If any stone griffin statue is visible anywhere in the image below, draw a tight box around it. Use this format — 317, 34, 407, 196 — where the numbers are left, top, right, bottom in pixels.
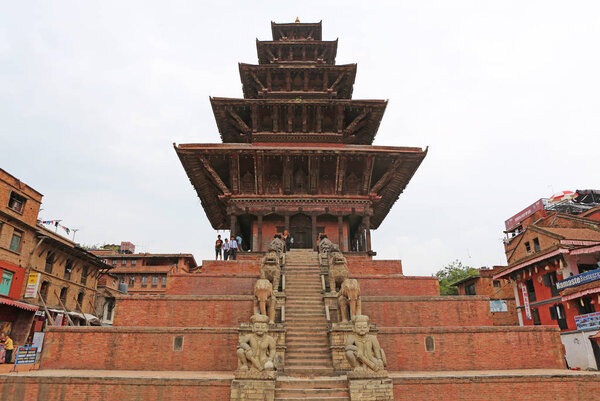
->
318, 236, 333, 257
269, 235, 286, 266
253, 279, 276, 324
345, 315, 387, 374
237, 314, 277, 372
338, 278, 361, 323
260, 247, 281, 292
328, 245, 349, 292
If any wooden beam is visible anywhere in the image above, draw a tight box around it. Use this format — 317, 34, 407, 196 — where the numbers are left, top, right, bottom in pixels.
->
302, 105, 308, 133
273, 105, 279, 132
251, 104, 258, 132
231, 154, 240, 194
54, 290, 75, 326
303, 70, 309, 91
328, 72, 346, 91
287, 105, 293, 133
256, 152, 264, 194
266, 47, 277, 63
323, 70, 329, 91
316, 105, 322, 133
266, 70, 272, 90
336, 155, 347, 194
226, 108, 251, 135
362, 156, 375, 195
285, 70, 292, 91
250, 72, 266, 91
343, 109, 368, 136
74, 297, 90, 326
198, 156, 232, 195
38, 289, 55, 327
370, 158, 403, 194
336, 104, 344, 133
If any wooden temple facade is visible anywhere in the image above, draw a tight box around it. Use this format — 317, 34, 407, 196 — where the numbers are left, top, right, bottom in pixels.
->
175, 21, 427, 252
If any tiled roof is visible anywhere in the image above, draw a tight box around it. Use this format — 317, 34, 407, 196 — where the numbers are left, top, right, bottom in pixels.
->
541, 227, 600, 241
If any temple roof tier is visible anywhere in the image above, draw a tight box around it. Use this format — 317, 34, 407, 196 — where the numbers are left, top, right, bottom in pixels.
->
271, 21, 322, 41
174, 143, 427, 230
257, 40, 338, 65
210, 97, 387, 144
239, 63, 357, 99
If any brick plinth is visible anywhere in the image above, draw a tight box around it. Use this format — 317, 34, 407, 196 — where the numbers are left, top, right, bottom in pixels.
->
166, 274, 257, 295
113, 295, 254, 327
349, 378, 394, 401
355, 276, 440, 296
0, 372, 232, 401
348, 260, 403, 275
230, 379, 275, 401
379, 326, 566, 371
361, 296, 493, 327
41, 327, 239, 371
390, 370, 600, 401
330, 326, 565, 372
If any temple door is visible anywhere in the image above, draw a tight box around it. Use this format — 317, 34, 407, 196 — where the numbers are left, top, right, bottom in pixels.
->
290, 214, 312, 249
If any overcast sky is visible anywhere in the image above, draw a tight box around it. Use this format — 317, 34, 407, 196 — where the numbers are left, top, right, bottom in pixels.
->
2, 1, 598, 276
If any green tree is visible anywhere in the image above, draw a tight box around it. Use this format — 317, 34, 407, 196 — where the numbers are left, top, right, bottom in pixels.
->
435, 260, 479, 295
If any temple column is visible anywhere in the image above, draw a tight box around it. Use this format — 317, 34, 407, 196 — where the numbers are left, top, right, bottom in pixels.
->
312, 214, 317, 250
363, 215, 372, 252
255, 215, 263, 252
230, 214, 237, 236
284, 215, 290, 232
338, 216, 344, 250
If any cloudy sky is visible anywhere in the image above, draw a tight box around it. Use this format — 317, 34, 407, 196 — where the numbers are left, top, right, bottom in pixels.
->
2, 1, 598, 276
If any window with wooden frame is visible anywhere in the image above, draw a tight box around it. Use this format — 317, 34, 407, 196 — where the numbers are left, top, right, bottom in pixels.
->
9, 230, 23, 253
141, 276, 148, 287
524, 241, 531, 254
64, 259, 73, 280
81, 266, 89, 285
151, 276, 158, 287
533, 238, 541, 253
8, 191, 26, 214
45, 251, 55, 273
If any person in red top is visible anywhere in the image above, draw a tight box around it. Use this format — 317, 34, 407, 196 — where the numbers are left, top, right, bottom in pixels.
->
215, 235, 223, 260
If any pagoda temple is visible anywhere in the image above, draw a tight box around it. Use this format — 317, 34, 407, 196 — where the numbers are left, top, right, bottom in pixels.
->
175, 20, 427, 252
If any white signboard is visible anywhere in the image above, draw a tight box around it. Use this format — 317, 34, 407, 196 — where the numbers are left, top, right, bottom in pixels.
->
489, 300, 508, 313
24, 273, 40, 298
32, 332, 45, 355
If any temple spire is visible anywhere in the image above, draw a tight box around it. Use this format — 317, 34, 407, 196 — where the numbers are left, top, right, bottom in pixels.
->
295, 17, 300, 23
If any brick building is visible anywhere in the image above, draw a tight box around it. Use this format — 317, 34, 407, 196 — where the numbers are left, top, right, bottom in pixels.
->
452, 265, 518, 326
494, 193, 600, 369
0, 168, 110, 348
91, 244, 197, 295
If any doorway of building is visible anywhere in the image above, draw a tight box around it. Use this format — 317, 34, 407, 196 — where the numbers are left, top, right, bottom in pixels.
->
590, 337, 600, 370
290, 214, 312, 249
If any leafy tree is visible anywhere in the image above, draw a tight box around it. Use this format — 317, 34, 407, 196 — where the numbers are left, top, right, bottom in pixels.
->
435, 260, 479, 296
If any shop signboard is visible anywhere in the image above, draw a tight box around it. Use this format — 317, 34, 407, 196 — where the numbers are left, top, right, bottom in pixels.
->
489, 300, 508, 312
574, 312, 600, 330
13, 347, 38, 365
24, 273, 40, 298
520, 283, 532, 320
556, 268, 600, 291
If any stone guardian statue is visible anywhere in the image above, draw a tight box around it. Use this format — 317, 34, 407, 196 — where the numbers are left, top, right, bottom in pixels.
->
237, 314, 277, 372
345, 315, 387, 374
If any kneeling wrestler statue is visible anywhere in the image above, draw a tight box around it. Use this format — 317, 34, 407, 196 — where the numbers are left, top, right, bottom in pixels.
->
345, 315, 387, 373
237, 314, 277, 372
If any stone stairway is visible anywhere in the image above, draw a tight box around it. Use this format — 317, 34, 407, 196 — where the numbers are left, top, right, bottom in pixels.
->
276, 249, 349, 401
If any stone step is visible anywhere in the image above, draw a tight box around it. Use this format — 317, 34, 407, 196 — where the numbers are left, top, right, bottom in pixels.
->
284, 367, 336, 376
276, 377, 347, 390
285, 347, 329, 353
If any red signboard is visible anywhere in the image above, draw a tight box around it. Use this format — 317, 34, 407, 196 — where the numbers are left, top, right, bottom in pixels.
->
505, 199, 546, 230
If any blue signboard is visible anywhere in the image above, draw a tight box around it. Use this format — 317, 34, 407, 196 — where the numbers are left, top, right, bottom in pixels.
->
555, 268, 600, 290
574, 312, 600, 330
14, 346, 38, 365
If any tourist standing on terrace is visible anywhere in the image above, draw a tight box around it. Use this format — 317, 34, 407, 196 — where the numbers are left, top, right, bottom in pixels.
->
229, 236, 238, 260
223, 238, 230, 261
215, 235, 223, 260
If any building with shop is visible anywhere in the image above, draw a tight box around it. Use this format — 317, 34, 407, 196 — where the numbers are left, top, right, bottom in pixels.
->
452, 265, 518, 326
495, 195, 600, 369
0, 168, 110, 348
91, 243, 197, 295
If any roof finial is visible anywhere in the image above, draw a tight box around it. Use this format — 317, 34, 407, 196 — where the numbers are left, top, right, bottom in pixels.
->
295, 17, 300, 23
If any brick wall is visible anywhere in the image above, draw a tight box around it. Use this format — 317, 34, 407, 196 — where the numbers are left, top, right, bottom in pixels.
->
166, 274, 257, 296
391, 373, 600, 401
348, 260, 403, 275
0, 375, 232, 401
378, 326, 565, 371
113, 295, 253, 327
361, 296, 492, 327
199, 260, 260, 274
41, 327, 238, 371
356, 276, 440, 296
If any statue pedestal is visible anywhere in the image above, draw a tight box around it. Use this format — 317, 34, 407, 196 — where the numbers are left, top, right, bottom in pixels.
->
230, 375, 276, 401
348, 376, 394, 401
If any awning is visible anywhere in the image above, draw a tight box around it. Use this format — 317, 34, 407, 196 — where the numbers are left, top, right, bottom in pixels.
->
494, 248, 569, 279
562, 285, 600, 302
0, 297, 39, 312
67, 311, 100, 322
569, 244, 600, 256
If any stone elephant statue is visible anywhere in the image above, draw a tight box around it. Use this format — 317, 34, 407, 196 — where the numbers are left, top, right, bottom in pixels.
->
260, 248, 281, 292
253, 279, 276, 324
337, 278, 361, 323
328, 245, 349, 293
